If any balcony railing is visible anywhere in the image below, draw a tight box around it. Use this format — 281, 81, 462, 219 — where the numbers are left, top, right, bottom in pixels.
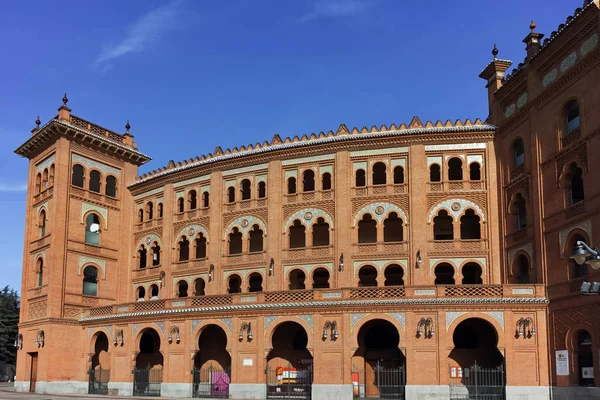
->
81, 284, 545, 319
70, 185, 118, 207
352, 184, 405, 197
284, 190, 334, 204
427, 180, 486, 192
224, 198, 268, 212
352, 242, 408, 255
282, 245, 333, 261
223, 251, 266, 265
428, 239, 487, 252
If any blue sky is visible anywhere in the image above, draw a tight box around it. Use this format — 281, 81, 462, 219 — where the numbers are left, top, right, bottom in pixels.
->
0, 0, 577, 293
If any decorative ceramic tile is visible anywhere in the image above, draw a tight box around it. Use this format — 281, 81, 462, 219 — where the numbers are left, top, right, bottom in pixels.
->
542, 68, 557, 88
154, 322, 164, 334
504, 104, 516, 119
484, 312, 504, 331
255, 174, 267, 183
284, 208, 333, 232
284, 170, 298, 179
428, 198, 485, 222
200, 184, 210, 193
36, 200, 49, 215
517, 93, 528, 109
353, 201, 408, 226
350, 147, 408, 157
104, 326, 113, 336
429, 257, 487, 274
560, 51, 577, 73
224, 215, 267, 239
220, 318, 232, 332
298, 315, 313, 330
387, 312, 405, 329
559, 219, 592, 255
81, 202, 108, 227
467, 155, 483, 165
283, 263, 333, 276
427, 156, 442, 167
580, 33, 599, 57
282, 154, 334, 166
352, 161, 367, 172
446, 312, 466, 330
222, 164, 269, 177
507, 243, 533, 271
78, 256, 106, 279
134, 187, 164, 200
265, 316, 280, 330
133, 324, 141, 334
33, 250, 46, 263
351, 313, 367, 330
173, 174, 210, 189
137, 233, 162, 249
391, 159, 406, 168
176, 224, 209, 241
319, 165, 333, 175
35, 154, 55, 173
72, 154, 120, 177
192, 319, 203, 332
424, 143, 486, 151
353, 260, 408, 277
224, 268, 266, 280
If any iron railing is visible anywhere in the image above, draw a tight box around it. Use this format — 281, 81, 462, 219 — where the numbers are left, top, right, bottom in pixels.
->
132, 366, 162, 397
449, 363, 505, 400
352, 362, 406, 399
88, 367, 109, 395
192, 365, 230, 398
266, 364, 313, 399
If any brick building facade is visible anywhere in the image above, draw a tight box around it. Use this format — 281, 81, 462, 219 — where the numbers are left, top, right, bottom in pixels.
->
12, 2, 600, 399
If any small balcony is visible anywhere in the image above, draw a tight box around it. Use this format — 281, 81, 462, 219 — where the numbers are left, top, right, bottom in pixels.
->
352, 242, 408, 256
427, 180, 486, 192
353, 184, 406, 197
282, 245, 334, 261
224, 198, 268, 213
284, 190, 334, 204
70, 185, 119, 207
427, 239, 487, 253
223, 251, 267, 266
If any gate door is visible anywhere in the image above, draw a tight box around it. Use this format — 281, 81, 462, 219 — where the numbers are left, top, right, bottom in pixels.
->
267, 364, 313, 399
352, 361, 405, 399
88, 367, 110, 395
449, 363, 505, 400
192, 365, 230, 398
132, 366, 162, 397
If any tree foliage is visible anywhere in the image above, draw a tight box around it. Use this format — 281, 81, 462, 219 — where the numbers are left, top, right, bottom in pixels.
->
0, 286, 20, 365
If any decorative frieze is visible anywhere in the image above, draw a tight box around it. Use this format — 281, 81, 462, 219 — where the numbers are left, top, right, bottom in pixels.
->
428, 198, 485, 222
136, 233, 162, 249
284, 208, 333, 232
298, 315, 313, 330
81, 202, 108, 227
265, 316, 279, 330
425, 143, 486, 151
223, 215, 267, 239
484, 311, 504, 331
175, 224, 209, 241
283, 263, 333, 277
351, 313, 367, 330
282, 155, 334, 166
72, 154, 120, 177
446, 312, 466, 330
387, 312, 405, 329
78, 256, 106, 279
192, 319, 203, 332
353, 202, 408, 226
35, 154, 55, 173
220, 318, 232, 332
173, 174, 211, 188
350, 147, 408, 157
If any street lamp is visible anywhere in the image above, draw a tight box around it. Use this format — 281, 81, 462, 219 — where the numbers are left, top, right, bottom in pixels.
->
570, 241, 600, 295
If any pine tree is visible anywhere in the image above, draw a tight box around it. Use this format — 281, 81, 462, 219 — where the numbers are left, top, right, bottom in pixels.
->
0, 286, 20, 365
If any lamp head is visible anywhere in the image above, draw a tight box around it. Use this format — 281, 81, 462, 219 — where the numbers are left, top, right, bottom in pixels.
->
571, 242, 591, 264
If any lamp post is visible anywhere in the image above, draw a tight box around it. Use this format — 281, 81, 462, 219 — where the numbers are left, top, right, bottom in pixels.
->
570, 241, 600, 295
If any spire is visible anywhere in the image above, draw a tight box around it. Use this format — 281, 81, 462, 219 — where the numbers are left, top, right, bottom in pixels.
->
31, 116, 41, 135
479, 44, 512, 117
57, 93, 71, 121
492, 43, 498, 59
125, 120, 131, 133
523, 19, 544, 60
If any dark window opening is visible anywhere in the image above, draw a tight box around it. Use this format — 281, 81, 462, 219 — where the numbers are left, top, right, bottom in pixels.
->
322, 173, 332, 190
188, 190, 197, 209
469, 163, 481, 181
372, 162, 387, 185
229, 227, 243, 255
258, 181, 266, 198
195, 233, 207, 259
448, 158, 463, 181
289, 269, 306, 290
383, 212, 403, 242
430, 164, 441, 182
151, 243, 160, 266
146, 202, 153, 220
287, 177, 297, 194
462, 262, 483, 284
434, 263, 455, 285
137, 286, 145, 300
179, 236, 190, 261
85, 214, 101, 245
83, 266, 98, 296
138, 246, 147, 269
512, 193, 527, 230
303, 170, 315, 192
249, 224, 264, 252
358, 265, 378, 287
289, 219, 306, 248
105, 176, 117, 197
202, 192, 209, 208
227, 186, 235, 203
228, 275, 241, 294
158, 203, 163, 218
355, 169, 366, 187
312, 217, 330, 246
241, 179, 251, 200
393, 166, 404, 184
36, 258, 43, 287
569, 163, 585, 205
150, 284, 159, 299
138, 209, 144, 223
177, 198, 184, 213
514, 255, 530, 284
248, 273, 263, 292
194, 278, 205, 296
566, 101, 581, 134
513, 139, 525, 167
384, 264, 404, 286
72, 165, 85, 187
39, 210, 46, 238
89, 170, 101, 193
312, 268, 330, 289
433, 210, 453, 240
358, 213, 377, 243
177, 281, 188, 298
460, 209, 481, 239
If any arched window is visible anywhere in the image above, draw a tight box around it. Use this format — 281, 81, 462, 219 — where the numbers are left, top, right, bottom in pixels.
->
312, 268, 330, 289
188, 190, 197, 209
39, 210, 46, 238
358, 214, 377, 243
289, 269, 306, 290
355, 169, 366, 187
36, 258, 43, 287
85, 214, 101, 245
49, 164, 55, 185
289, 220, 306, 248
241, 179, 251, 200
227, 186, 235, 203
83, 266, 98, 296
460, 209, 481, 239
194, 278, 205, 296
151, 242, 160, 266
138, 209, 144, 223
462, 262, 483, 284
146, 202, 153, 220
35, 173, 42, 194
89, 170, 101, 193
514, 254, 530, 284
229, 227, 242, 254
434, 263, 454, 284
566, 162, 585, 205
157, 203, 163, 218
248, 273, 263, 292
177, 281, 188, 298
105, 176, 117, 197
469, 163, 481, 181
312, 217, 330, 246
384, 264, 404, 286
202, 192, 209, 208
576, 330, 594, 386
42, 169, 48, 190
393, 166, 404, 184
569, 235, 589, 279
448, 158, 463, 181
566, 100, 580, 134
177, 197, 184, 213
138, 245, 147, 269
433, 210, 453, 240
430, 164, 441, 182
72, 165, 85, 187
150, 284, 159, 299
372, 162, 387, 185
322, 173, 332, 191
513, 139, 525, 167
249, 224, 264, 252
137, 286, 145, 301
228, 275, 241, 294
287, 177, 297, 194
358, 266, 377, 287
258, 182, 266, 198
303, 170, 315, 192
383, 212, 403, 242
178, 236, 190, 261
512, 193, 527, 230
195, 233, 207, 259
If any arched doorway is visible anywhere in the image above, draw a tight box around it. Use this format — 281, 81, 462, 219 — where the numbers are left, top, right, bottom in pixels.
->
193, 325, 231, 398
352, 319, 405, 399
448, 318, 505, 400
88, 332, 110, 394
575, 330, 594, 387
266, 322, 313, 399
133, 329, 163, 396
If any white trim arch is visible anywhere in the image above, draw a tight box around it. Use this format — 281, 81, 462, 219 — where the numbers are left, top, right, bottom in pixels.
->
175, 224, 209, 243
136, 233, 162, 250
283, 208, 333, 233
78, 256, 106, 279
428, 198, 485, 223
353, 202, 408, 227
224, 216, 267, 240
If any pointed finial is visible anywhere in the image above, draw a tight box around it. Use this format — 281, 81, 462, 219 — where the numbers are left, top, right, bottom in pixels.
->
35, 116, 41, 128
530, 20, 536, 33
492, 43, 499, 58
125, 120, 131, 133
62, 93, 68, 106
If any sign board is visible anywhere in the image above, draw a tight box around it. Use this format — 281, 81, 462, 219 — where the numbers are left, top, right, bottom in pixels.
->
556, 350, 569, 376
243, 359, 253, 366
582, 367, 594, 379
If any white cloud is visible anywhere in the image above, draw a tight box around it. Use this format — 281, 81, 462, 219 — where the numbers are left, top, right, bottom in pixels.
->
299, 0, 372, 22
94, 0, 184, 67
0, 183, 28, 192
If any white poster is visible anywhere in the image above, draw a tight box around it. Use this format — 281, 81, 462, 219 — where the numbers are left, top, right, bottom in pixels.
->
582, 367, 594, 379
556, 350, 569, 376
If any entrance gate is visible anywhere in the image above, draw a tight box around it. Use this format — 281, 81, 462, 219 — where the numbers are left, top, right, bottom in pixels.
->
88, 367, 109, 395
352, 361, 406, 399
192, 366, 230, 398
449, 363, 505, 400
266, 365, 313, 399
132, 366, 162, 397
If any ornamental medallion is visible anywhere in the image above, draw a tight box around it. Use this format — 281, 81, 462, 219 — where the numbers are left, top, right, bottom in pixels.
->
451, 202, 461, 211
304, 212, 313, 221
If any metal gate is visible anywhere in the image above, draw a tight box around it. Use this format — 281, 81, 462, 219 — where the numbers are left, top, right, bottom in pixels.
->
449, 363, 505, 400
88, 367, 109, 395
352, 362, 406, 399
266, 364, 313, 399
132, 366, 162, 397
192, 365, 230, 398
